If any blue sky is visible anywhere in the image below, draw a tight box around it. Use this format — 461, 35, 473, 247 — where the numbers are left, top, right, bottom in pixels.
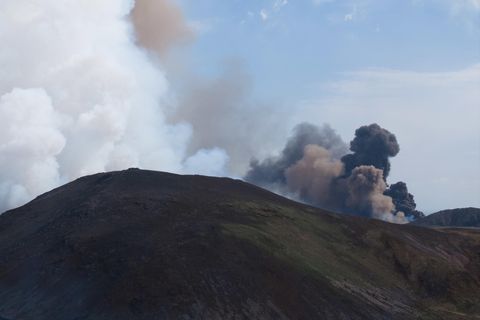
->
177, 0, 479, 99
172, 0, 480, 212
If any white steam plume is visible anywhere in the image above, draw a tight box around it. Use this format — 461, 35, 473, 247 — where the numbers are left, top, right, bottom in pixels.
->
0, 0, 227, 212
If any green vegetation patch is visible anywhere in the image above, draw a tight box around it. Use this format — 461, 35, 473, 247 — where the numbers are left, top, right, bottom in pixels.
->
221, 200, 405, 288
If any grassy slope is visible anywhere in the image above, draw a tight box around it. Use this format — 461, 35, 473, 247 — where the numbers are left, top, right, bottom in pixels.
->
222, 200, 480, 319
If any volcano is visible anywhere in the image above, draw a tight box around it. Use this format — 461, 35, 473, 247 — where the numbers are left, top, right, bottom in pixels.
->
0, 169, 479, 319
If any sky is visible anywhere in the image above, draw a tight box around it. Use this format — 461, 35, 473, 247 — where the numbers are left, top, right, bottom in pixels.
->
0, 0, 478, 216
169, 0, 480, 213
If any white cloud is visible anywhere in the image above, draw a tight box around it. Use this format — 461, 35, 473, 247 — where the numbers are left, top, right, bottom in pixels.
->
319, 1, 369, 23
344, 13, 354, 21
258, 0, 288, 23
274, 0, 288, 11
260, 9, 269, 21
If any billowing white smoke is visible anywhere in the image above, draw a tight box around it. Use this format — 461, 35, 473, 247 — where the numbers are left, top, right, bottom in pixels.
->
0, 0, 228, 212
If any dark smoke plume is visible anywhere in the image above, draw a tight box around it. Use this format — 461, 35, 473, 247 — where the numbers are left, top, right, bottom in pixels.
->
384, 182, 424, 219
244, 122, 421, 223
341, 124, 399, 179
245, 123, 348, 189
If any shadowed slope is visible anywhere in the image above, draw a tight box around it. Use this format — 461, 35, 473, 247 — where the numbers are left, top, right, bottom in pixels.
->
0, 169, 479, 319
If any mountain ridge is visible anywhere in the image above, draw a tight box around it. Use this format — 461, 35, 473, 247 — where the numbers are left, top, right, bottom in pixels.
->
0, 169, 479, 319
412, 207, 480, 228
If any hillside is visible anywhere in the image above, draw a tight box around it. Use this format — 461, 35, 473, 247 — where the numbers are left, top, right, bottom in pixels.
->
412, 207, 480, 228
0, 169, 479, 320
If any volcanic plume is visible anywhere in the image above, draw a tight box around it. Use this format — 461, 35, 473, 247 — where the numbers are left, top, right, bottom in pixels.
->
384, 182, 424, 219
343, 166, 396, 220
0, 0, 423, 222
245, 122, 422, 222
245, 123, 348, 191
341, 124, 399, 179
284, 144, 344, 210
0, 0, 227, 213
130, 0, 194, 56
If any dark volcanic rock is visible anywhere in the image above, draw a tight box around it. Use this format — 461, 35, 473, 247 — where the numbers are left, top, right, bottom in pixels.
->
412, 207, 480, 228
0, 169, 479, 320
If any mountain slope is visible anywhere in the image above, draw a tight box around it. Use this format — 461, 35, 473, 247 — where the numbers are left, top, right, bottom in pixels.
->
0, 169, 479, 320
412, 207, 480, 228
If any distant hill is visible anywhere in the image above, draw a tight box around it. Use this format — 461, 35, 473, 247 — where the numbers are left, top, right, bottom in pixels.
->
412, 207, 480, 228
0, 169, 479, 319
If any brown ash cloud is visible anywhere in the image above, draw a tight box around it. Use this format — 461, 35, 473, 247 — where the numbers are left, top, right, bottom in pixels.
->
130, 0, 194, 56
245, 123, 422, 222
285, 145, 344, 210
344, 166, 396, 220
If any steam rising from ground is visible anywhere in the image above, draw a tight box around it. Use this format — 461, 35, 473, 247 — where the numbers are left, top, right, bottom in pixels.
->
0, 0, 227, 212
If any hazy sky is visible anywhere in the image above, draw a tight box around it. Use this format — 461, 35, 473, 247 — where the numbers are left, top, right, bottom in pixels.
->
169, 0, 480, 212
